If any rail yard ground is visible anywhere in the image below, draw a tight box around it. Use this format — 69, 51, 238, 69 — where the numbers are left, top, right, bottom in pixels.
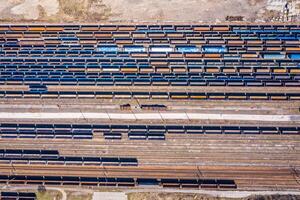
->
0, 21, 300, 200
0, 87, 299, 199
0, 98, 300, 194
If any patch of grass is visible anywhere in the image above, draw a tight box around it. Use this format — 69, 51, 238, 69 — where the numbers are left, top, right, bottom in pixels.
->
57, 0, 110, 22
246, 195, 300, 200
66, 191, 92, 200
37, 5, 47, 19
127, 192, 221, 200
59, 0, 87, 18
36, 191, 62, 200
127, 193, 300, 200
262, 10, 282, 21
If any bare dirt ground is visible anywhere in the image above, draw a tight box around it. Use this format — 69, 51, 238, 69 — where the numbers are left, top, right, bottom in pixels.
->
127, 193, 300, 200
0, 0, 299, 23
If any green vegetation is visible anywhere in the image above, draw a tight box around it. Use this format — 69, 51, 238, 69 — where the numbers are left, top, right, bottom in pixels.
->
58, 0, 111, 22
66, 191, 92, 200
127, 193, 300, 200
59, 0, 86, 19
36, 191, 62, 200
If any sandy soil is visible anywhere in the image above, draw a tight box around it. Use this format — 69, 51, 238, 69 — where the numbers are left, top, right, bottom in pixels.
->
0, 0, 299, 23
127, 192, 300, 200
10, 0, 59, 20
102, 0, 264, 22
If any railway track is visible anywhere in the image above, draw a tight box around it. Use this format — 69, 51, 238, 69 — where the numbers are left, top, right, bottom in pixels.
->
0, 131, 299, 190
0, 24, 300, 192
0, 165, 299, 190
0, 135, 299, 167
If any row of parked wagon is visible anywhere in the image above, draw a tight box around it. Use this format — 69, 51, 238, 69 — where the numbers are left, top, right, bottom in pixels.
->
0, 175, 236, 189
2, 47, 300, 60
1, 47, 300, 55
104, 131, 166, 140
0, 61, 299, 72
0, 124, 92, 139
0, 91, 299, 100
3, 44, 299, 51
0, 24, 300, 41
2, 78, 300, 87
1, 192, 36, 200
1, 58, 299, 67
0, 123, 298, 140
0, 71, 298, 78
0, 149, 138, 166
